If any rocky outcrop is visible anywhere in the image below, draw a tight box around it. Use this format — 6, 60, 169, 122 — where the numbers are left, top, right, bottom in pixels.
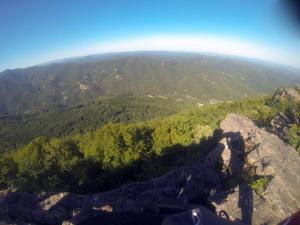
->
267, 88, 300, 141
0, 158, 221, 224
210, 113, 300, 225
1, 113, 300, 225
268, 112, 292, 141
272, 88, 300, 102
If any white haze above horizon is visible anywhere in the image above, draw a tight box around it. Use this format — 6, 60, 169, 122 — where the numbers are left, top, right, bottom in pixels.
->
4, 36, 300, 71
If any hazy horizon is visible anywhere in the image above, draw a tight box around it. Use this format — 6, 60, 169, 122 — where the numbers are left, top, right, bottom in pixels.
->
2, 50, 300, 74
1, 0, 300, 71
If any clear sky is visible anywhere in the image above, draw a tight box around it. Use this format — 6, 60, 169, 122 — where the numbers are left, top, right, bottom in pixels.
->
0, 0, 299, 71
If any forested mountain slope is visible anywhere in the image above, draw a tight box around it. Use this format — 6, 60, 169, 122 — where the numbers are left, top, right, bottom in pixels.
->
1, 88, 299, 194
0, 95, 188, 152
0, 51, 299, 115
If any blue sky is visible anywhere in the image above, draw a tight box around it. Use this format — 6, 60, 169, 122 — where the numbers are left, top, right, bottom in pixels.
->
0, 0, 299, 71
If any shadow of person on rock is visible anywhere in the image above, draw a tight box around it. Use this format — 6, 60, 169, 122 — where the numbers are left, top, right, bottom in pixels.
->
161, 131, 253, 225
222, 131, 253, 225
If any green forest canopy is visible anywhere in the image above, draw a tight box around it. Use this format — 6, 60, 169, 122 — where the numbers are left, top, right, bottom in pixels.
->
0, 91, 299, 194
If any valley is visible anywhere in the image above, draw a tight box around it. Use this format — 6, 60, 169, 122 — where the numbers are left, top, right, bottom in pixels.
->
1, 52, 299, 115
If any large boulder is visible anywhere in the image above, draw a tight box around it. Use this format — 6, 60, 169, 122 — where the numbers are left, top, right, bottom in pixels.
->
210, 113, 300, 225
268, 112, 292, 141
272, 88, 300, 102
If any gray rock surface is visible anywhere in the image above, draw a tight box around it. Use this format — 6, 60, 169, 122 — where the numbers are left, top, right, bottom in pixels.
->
272, 88, 300, 101
268, 112, 292, 141
210, 113, 300, 225
0, 159, 221, 224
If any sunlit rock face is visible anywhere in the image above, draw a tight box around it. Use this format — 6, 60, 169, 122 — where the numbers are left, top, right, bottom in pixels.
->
210, 113, 300, 225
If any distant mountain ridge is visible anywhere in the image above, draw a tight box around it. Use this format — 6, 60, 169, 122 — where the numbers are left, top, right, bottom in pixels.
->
0, 51, 299, 115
